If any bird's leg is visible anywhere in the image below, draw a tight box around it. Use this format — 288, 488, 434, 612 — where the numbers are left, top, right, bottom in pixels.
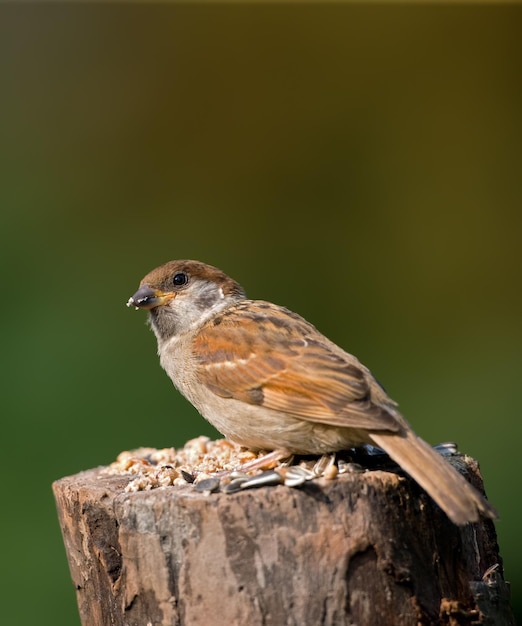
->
236, 448, 294, 473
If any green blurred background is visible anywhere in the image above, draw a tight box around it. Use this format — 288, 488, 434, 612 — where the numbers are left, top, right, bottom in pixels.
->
1, 4, 521, 624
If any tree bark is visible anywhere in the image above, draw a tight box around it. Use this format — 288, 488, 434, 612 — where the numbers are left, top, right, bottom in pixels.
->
53, 455, 513, 626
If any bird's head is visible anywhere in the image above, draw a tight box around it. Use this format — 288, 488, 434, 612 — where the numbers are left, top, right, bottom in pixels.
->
127, 260, 246, 341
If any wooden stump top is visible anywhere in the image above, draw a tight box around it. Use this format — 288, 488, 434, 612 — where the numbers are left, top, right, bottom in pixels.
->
53, 453, 513, 626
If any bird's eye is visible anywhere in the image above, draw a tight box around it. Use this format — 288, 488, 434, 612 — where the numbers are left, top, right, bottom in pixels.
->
172, 272, 188, 287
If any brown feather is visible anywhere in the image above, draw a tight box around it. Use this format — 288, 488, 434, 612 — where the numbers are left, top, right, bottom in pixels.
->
193, 302, 400, 432
371, 430, 497, 524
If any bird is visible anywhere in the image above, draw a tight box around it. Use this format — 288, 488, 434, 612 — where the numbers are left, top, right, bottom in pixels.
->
127, 259, 497, 525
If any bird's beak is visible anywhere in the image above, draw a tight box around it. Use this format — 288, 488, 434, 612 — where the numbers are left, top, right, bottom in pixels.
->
126, 285, 176, 310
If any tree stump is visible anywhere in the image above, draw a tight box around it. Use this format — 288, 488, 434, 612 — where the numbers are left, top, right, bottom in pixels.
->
53, 453, 513, 626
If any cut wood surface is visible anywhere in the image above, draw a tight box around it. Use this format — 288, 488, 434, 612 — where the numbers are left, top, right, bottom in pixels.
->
53, 455, 514, 626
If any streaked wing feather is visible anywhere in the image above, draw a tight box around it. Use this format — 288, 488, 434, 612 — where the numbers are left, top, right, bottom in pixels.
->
193, 303, 399, 432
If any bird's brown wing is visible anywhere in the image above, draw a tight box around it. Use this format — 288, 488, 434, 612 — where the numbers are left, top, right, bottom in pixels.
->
193, 303, 400, 433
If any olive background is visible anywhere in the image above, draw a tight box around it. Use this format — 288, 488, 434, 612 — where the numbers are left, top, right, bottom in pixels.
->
1, 5, 521, 624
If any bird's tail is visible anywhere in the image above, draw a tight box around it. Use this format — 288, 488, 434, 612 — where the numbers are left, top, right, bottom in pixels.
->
370, 429, 497, 525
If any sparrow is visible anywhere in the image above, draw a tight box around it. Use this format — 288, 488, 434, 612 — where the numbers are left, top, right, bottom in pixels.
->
127, 259, 497, 525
